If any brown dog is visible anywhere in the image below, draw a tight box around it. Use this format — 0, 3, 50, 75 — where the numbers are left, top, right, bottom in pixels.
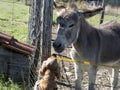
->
34, 54, 61, 90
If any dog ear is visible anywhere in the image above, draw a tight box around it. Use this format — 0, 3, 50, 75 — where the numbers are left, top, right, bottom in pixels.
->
39, 61, 47, 76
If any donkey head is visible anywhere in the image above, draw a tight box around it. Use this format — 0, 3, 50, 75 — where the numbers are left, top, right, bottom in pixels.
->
53, 3, 103, 53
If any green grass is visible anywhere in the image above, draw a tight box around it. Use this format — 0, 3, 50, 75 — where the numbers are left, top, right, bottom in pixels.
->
88, 14, 120, 26
0, 0, 120, 42
53, 10, 120, 26
0, 1, 29, 42
0, 75, 21, 90
0, 1, 28, 89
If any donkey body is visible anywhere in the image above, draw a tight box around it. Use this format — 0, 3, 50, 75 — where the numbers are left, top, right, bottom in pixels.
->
53, 4, 120, 90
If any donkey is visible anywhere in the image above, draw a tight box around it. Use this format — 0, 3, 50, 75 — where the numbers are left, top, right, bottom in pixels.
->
53, 3, 120, 90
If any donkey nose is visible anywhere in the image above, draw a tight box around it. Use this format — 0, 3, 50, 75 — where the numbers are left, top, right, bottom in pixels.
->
53, 42, 62, 48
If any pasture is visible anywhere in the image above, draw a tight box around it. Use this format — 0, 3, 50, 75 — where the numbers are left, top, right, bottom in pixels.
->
0, 0, 29, 42
0, 1, 120, 42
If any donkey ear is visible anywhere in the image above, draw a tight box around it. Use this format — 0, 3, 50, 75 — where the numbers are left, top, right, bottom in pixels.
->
53, 2, 66, 15
82, 7, 103, 18
53, 2, 65, 11
67, 3, 77, 9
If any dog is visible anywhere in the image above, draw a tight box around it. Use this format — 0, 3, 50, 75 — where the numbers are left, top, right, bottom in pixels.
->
34, 54, 61, 90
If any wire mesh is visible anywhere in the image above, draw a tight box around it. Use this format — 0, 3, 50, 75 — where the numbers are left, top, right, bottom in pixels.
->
0, 0, 120, 90
0, 0, 32, 90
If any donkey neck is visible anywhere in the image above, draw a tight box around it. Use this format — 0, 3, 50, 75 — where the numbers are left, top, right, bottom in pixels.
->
73, 18, 97, 50
80, 18, 96, 34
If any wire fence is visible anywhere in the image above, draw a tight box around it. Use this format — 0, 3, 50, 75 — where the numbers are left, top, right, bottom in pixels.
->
0, 0, 29, 42
0, 0, 120, 90
0, 0, 32, 90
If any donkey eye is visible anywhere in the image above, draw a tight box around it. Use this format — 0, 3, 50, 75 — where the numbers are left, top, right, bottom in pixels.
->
69, 24, 74, 28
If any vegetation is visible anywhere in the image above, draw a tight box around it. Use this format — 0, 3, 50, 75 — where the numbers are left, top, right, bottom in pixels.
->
53, 9, 120, 26
0, 75, 21, 90
0, 0, 28, 89
0, 0, 120, 42
0, 0, 29, 42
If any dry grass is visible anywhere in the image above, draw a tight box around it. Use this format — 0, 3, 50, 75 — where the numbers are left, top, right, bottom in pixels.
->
105, 5, 120, 15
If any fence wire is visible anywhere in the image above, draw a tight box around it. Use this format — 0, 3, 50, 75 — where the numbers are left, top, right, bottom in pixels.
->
0, 0, 33, 90
0, 0, 120, 90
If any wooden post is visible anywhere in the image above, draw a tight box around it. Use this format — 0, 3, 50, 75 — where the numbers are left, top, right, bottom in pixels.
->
100, 0, 106, 24
27, 0, 43, 88
28, 0, 43, 67
40, 0, 53, 62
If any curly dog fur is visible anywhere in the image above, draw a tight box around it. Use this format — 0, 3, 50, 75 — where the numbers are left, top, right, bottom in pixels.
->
34, 54, 61, 90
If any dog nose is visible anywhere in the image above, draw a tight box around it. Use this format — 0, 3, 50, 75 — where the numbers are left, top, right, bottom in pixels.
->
53, 42, 62, 48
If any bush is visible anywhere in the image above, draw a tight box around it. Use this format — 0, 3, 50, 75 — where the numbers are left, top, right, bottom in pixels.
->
0, 75, 21, 90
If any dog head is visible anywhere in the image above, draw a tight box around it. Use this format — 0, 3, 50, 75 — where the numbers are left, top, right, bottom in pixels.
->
39, 54, 61, 80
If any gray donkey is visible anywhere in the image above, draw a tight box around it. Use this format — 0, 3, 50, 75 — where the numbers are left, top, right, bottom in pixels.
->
53, 3, 120, 90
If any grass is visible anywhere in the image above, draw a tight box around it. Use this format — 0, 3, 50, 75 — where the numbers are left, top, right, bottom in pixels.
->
53, 10, 120, 26
0, 75, 21, 90
0, 0, 29, 42
88, 14, 120, 26
0, 1, 28, 89
0, 0, 120, 42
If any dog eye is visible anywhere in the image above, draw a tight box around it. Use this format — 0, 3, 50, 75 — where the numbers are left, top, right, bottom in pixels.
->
69, 24, 74, 28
